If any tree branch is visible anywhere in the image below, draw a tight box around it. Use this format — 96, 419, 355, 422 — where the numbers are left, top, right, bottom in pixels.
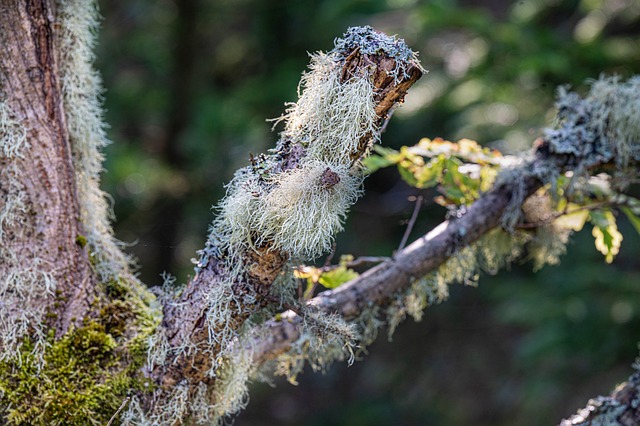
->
560, 369, 640, 426
250, 137, 635, 364
250, 157, 544, 364
154, 27, 423, 388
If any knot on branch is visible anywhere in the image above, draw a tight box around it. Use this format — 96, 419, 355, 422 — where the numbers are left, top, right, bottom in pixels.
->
320, 167, 341, 189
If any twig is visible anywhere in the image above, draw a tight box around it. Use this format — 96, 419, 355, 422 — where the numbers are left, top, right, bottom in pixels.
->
397, 195, 423, 252
107, 396, 131, 426
341, 256, 390, 269
323, 243, 337, 267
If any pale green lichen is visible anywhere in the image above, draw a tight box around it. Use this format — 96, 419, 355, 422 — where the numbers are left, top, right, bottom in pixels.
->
188, 26, 385, 380
384, 228, 531, 339
133, 332, 257, 425
57, 0, 134, 282
253, 162, 364, 258
0, 102, 27, 158
135, 26, 421, 424
270, 310, 358, 384
275, 53, 378, 164
0, 256, 56, 366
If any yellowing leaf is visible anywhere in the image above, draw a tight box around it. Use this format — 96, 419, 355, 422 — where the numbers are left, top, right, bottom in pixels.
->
554, 209, 589, 231
294, 266, 322, 283
590, 210, 623, 264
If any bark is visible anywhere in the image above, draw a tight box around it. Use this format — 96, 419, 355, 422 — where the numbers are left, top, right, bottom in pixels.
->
0, 0, 95, 335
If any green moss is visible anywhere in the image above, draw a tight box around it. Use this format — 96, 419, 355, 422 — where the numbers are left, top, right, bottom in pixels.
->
0, 277, 160, 425
1, 326, 135, 425
75, 234, 88, 248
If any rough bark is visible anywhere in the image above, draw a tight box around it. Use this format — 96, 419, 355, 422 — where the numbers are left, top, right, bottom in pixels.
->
0, 0, 96, 335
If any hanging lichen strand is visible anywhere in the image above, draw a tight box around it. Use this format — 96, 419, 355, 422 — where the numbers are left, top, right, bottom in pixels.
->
138, 27, 422, 424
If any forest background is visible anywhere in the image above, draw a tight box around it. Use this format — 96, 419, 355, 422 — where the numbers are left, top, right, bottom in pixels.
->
96, 0, 640, 424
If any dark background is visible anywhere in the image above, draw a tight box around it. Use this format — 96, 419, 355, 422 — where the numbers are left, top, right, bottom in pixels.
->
96, 1, 640, 424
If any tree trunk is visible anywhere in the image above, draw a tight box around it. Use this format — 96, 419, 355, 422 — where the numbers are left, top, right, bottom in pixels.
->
0, 0, 96, 347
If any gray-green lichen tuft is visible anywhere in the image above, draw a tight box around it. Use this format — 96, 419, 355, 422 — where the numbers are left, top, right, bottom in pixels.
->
545, 75, 640, 170
186, 27, 395, 376
383, 228, 530, 339
57, 0, 134, 282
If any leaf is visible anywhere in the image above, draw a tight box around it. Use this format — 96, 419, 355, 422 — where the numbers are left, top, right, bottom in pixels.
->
397, 163, 419, 187
621, 206, 640, 236
294, 266, 322, 283
589, 210, 623, 264
414, 157, 443, 188
317, 266, 359, 289
554, 208, 589, 232
363, 146, 405, 173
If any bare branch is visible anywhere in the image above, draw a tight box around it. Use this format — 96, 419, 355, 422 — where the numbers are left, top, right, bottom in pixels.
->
397, 195, 423, 252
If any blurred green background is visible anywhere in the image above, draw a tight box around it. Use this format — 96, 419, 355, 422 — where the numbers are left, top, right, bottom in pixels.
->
96, 0, 640, 424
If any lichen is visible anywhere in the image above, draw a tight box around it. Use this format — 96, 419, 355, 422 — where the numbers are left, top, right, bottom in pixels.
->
0, 102, 27, 158
188, 26, 389, 378
545, 75, 640, 171
382, 228, 531, 339
332, 26, 426, 82
270, 309, 358, 384
253, 162, 364, 258
135, 26, 422, 424
56, 0, 134, 282
0, 101, 55, 367
275, 52, 378, 164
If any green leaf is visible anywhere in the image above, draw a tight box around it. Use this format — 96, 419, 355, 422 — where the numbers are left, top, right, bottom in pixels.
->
415, 157, 444, 188
397, 164, 419, 187
363, 153, 396, 173
317, 266, 359, 289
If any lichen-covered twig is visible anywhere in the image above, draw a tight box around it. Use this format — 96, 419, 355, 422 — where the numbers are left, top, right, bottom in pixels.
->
560, 368, 640, 426
138, 44, 640, 425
